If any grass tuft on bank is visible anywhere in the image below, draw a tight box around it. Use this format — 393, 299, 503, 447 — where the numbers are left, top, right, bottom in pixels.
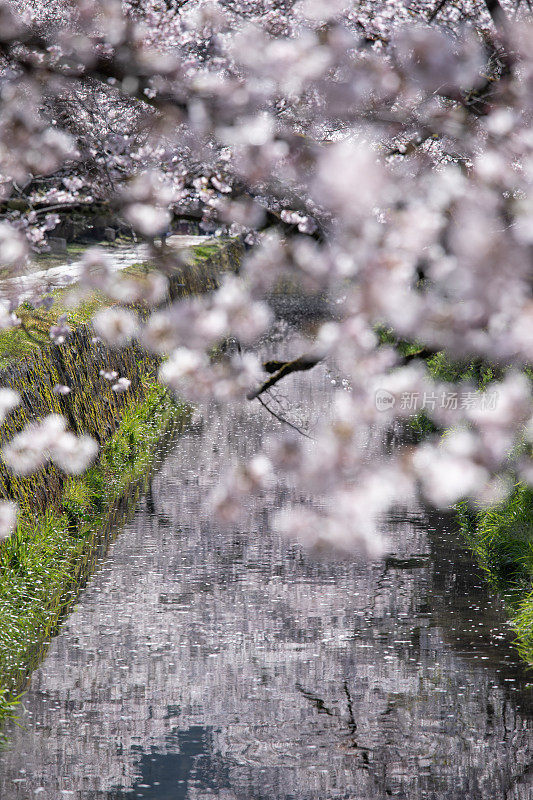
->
0, 380, 189, 721
458, 484, 533, 663
0, 237, 243, 730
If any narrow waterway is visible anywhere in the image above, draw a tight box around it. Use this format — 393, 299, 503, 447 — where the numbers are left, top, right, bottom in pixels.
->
1, 333, 532, 800
1, 235, 211, 300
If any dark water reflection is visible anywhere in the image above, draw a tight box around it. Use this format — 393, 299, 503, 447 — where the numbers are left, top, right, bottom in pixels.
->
1, 347, 533, 800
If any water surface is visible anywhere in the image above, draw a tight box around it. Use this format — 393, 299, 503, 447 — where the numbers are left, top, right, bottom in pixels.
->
0, 346, 532, 800
0, 235, 211, 300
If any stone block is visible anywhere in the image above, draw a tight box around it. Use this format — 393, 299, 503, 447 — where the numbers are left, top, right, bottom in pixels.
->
48, 236, 68, 254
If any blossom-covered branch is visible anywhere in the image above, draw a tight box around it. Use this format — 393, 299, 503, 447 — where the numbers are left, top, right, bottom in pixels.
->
0, 0, 531, 554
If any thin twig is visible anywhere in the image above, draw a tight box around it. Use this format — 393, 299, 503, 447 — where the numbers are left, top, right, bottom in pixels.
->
428, 0, 450, 22
256, 394, 313, 439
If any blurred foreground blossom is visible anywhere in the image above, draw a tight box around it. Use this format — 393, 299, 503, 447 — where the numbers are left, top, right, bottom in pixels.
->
274, 501, 386, 558
49, 433, 99, 475
0, 389, 19, 423
53, 384, 71, 396
1, 0, 533, 559
125, 204, 171, 237
2, 415, 98, 476
0, 501, 17, 541
100, 369, 119, 381
0, 223, 27, 269
159, 347, 208, 394
112, 377, 131, 393
93, 308, 139, 347
49, 315, 71, 345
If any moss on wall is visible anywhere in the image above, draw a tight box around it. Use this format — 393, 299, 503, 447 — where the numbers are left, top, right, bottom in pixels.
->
0, 383, 189, 720
0, 237, 243, 728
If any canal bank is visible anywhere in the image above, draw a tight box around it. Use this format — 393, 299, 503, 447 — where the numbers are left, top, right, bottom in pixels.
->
378, 331, 533, 670
457, 484, 533, 667
0, 237, 243, 723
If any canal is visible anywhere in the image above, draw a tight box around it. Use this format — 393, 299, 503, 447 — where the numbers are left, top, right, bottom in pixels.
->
0, 328, 532, 799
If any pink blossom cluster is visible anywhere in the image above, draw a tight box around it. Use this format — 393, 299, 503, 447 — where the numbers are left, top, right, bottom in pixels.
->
0, 0, 531, 551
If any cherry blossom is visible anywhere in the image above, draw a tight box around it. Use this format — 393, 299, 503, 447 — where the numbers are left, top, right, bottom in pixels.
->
0, 0, 532, 555
0, 389, 20, 424
0, 500, 17, 541
49, 432, 98, 474
1, 414, 98, 477
92, 308, 139, 347
111, 376, 132, 393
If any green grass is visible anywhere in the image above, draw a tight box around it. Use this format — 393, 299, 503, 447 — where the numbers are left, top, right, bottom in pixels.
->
188, 242, 224, 260
513, 594, 533, 664
458, 485, 533, 664
0, 380, 189, 724
0, 237, 242, 731
460, 486, 533, 589
0, 292, 109, 368
376, 326, 498, 387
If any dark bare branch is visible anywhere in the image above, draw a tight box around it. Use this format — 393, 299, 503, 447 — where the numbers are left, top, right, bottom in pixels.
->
428, 0, 451, 23
247, 354, 323, 401
484, 0, 508, 27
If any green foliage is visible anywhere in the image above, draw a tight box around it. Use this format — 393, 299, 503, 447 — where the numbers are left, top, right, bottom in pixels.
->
375, 326, 426, 360
0, 688, 20, 728
425, 352, 497, 388
405, 412, 439, 437
375, 326, 499, 388
513, 596, 533, 663
0, 381, 188, 729
0, 237, 239, 731
458, 485, 533, 665
459, 486, 533, 590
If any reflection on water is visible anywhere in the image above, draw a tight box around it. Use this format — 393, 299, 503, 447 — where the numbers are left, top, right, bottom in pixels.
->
1, 344, 533, 800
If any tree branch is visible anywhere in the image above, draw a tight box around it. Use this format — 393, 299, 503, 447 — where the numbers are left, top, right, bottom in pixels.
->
247, 354, 322, 400
428, 0, 451, 22
484, 0, 508, 28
